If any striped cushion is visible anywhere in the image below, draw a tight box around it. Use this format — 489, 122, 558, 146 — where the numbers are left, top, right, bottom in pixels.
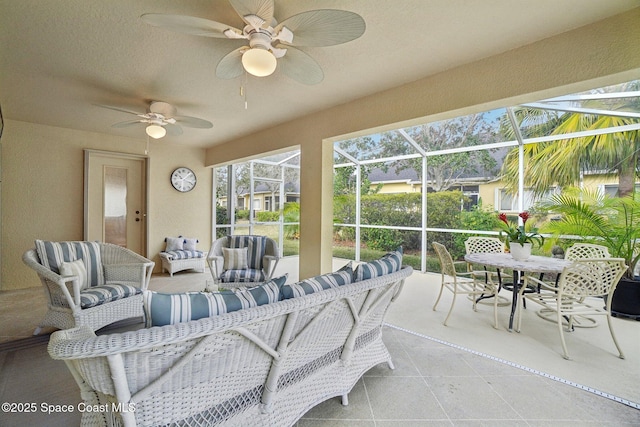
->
223, 247, 249, 270
227, 235, 267, 270
162, 250, 205, 260
80, 283, 141, 309
144, 275, 288, 327
354, 247, 403, 281
35, 240, 105, 287
220, 269, 265, 283
282, 262, 353, 299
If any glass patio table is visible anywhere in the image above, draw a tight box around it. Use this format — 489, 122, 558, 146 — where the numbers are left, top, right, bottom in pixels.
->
464, 253, 570, 331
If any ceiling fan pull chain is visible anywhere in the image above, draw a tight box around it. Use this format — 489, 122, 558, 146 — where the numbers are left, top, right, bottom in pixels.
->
241, 71, 249, 109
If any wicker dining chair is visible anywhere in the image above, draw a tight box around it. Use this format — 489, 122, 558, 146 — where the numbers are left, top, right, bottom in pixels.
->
432, 242, 500, 328
464, 236, 511, 304
565, 243, 610, 260
516, 258, 627, 360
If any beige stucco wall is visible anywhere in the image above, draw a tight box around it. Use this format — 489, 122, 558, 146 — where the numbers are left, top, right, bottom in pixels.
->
205, 9, 640, 279
1, 120, 212, 290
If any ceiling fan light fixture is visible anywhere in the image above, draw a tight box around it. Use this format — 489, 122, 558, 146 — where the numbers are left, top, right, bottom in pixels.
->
146, 124, 166, 139
242, 48, 277, 77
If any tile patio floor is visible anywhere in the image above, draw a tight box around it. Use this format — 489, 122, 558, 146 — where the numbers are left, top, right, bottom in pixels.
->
1, 256, 638, 426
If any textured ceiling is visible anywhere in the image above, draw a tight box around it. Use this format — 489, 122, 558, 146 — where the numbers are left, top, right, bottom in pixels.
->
1, 0, 638, 148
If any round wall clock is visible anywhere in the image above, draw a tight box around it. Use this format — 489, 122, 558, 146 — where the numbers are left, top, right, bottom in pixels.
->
170, 167, 197, 192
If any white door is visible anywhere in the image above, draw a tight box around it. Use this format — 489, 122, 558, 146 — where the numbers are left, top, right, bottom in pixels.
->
84, 150, 148, 256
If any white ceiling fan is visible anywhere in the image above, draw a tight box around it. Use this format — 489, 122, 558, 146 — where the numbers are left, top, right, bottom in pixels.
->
98, 101, 213, 139
140, 0, 366, 85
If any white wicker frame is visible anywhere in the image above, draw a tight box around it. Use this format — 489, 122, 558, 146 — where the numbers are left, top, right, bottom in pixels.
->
159, 253, 205, 277
47, 266, 412, 427
23, 243, 154, 334
516, 258, 627, 360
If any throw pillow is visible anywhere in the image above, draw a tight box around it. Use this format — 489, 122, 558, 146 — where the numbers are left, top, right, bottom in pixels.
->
183, 237, 198, 251
223, 247, 249, 270
60, 259, 88, 289
165, 237, 184, 251
144, 274, 288, 327
354, 247, 403, 281
282, 262, 353, 299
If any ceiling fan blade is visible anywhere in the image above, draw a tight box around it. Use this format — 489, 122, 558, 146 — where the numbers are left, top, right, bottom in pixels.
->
111, 120, 144, 128
216, 47, 246, 80
275, 45, 323, 85
275, 10, 365, 47
140, 14, 240, 38
229, 0, 274, 28
174, 115, 213, 129
95, 104, 146, 117
165, 123, 183, 136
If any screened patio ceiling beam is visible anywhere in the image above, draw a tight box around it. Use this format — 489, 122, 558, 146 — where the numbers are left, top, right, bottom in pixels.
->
539, 91, 640, 102
397, 129, 428, 156
522, 102, 640, 119
522, 123, 640, 144
251, 159, 300, 169
277, 152, 300, 165
334, 147, 360, 165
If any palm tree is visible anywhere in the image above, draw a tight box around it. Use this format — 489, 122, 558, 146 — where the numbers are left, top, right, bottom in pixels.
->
500, 81, 640, 198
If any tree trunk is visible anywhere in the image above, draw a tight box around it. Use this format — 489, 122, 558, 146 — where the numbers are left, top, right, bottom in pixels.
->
617, 152, 637, 198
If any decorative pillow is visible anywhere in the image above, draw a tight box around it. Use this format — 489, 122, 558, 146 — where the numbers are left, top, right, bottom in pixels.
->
60, 260, 88, 289
60, 259, 89, 289
223, 247, 249, 270
228, 235, 267, 270
183, 237, 198, 251
144, 274, 288, 327
354, 247, 403, 281
165, 237, 184, 251
282, 262, 353, 299
35, 240, 104, 287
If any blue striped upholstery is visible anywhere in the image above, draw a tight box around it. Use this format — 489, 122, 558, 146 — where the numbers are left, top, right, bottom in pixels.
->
227, 235, 267, 270
35, 240, 105, 287
220, 268, 265, 283
143, 275, 287, 327
354, 247, 403, 281
282, 263, 353, 299
80, 284, 141, 308
162, 250, 205, 260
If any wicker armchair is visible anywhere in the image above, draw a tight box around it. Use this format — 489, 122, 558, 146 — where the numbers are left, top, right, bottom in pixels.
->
432, 242, 500, 328
23, 241, 154, 334
207, 235, 279, 288
516, 258, 627, 359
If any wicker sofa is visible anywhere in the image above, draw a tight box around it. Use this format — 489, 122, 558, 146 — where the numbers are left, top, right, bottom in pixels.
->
47, 259, 412, 427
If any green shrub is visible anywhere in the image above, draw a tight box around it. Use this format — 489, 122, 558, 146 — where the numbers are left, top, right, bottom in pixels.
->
256, 211, 279, 222
283, 202, 300, 239
236, 209, 250, 220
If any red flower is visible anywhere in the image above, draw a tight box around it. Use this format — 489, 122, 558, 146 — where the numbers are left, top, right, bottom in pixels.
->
519, 211, 530, 224
498, 213, 508, 224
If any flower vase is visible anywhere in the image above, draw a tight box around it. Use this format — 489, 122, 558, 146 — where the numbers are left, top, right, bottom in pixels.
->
510, 242, 532, 261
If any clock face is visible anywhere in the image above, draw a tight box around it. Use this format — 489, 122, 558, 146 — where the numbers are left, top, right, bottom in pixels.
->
170, 167, 197, 192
